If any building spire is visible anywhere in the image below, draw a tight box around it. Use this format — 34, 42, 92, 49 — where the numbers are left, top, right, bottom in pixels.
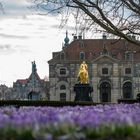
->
64, 30, 69, 46
32, 61, 37, 73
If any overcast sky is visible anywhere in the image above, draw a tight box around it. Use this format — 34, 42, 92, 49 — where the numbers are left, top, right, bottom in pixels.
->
0, 0, 76, 87
0, 0, 102, 87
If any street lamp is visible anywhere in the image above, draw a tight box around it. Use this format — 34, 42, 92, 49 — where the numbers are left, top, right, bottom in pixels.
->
135, 63, 140, 93
119, 64, 123, 98
132, 51, 136, 98
138, 70, 140, 93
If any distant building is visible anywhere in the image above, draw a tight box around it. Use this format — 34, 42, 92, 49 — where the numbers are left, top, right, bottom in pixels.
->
0, 84, 12, 100
12, 61, 49, 100
48, 32, 140, 103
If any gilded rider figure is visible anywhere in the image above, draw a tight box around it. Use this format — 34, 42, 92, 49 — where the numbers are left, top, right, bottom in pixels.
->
77, 61, 89, 84
74, 61, 93, 101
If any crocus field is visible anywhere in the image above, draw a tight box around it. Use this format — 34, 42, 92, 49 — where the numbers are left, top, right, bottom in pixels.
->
0, 104, 140, 140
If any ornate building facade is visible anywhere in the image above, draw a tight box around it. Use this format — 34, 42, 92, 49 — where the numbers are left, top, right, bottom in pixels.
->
12, 61, 49, 100
48, 33, 140, 103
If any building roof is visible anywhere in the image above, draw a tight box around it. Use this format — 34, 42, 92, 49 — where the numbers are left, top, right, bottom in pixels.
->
48, 39, 140, 63
16, 79, 28, 84
13, 61, 45, 86
15, 72, 45, 85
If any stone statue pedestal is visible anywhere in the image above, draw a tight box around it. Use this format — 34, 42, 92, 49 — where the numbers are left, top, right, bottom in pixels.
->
74, 83, 93, 101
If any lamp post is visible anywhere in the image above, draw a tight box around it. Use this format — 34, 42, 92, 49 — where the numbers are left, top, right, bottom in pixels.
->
136, 63, 140, 93
138, 69, 140, 93
119, 64, 123, 98
132, 51, 136, 98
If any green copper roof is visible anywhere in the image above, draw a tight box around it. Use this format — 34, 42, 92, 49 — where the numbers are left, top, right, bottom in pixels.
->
64, 30, 69, 45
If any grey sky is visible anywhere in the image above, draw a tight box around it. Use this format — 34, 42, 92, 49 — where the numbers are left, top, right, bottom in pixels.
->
0, 0, 73, 86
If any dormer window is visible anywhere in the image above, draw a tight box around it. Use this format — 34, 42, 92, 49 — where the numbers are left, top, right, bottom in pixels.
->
102, 46, 108, 55
125, 51, 131, 60
79, 41, 84, 48
80, 52, 85, 60
102, 68, 108, 75
125, 68, 131, 74
60, 52, 65, 60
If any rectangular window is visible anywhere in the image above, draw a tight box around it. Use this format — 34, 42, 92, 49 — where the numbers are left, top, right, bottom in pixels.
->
102, 68, 108, 75
125, 68, 131, 74
60, 68, 66, 75
60, 93, 66, 101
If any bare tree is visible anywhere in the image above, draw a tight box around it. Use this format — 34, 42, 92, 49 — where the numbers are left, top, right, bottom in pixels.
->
30, 0, 140, 46
0, 2, 5, 14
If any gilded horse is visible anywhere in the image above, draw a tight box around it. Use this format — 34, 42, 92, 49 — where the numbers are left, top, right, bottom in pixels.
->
77, 61, 89, 84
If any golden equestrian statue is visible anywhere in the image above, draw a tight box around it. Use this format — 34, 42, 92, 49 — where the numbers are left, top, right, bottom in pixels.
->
77, 61, 89, 84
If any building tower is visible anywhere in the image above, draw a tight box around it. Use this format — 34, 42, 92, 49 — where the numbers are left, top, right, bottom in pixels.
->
64, 30, 69, 46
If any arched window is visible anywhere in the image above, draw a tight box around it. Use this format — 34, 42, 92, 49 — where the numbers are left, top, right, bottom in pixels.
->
80, 52, 85, 60
100, 82, 111, 102
123, 82, 132, 98
60, 85, 66, 90
60, 93, 66, 101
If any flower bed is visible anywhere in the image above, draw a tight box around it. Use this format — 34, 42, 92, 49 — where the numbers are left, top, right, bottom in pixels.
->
0, 104, 140, 140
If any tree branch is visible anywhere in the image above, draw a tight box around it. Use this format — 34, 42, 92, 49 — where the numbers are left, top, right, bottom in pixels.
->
72, 0, 140, 45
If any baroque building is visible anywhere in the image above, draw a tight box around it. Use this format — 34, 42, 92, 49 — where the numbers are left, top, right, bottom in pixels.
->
48, 32, 140, 103
12, 61, 49, 100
